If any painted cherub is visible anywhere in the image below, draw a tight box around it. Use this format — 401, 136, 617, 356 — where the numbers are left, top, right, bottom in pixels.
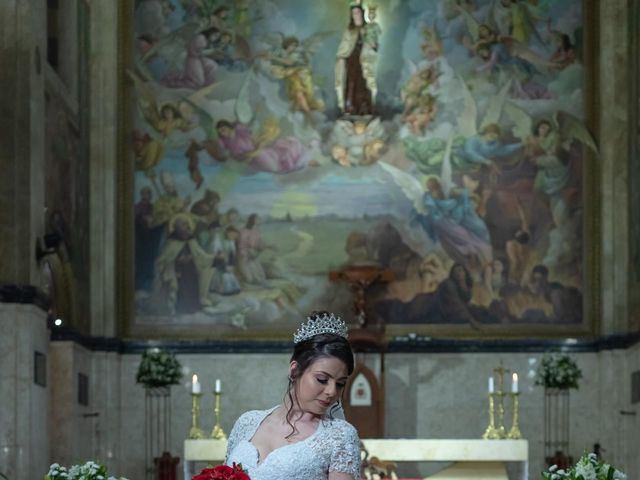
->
329, 118, 387, 167
401, 65, 439, 115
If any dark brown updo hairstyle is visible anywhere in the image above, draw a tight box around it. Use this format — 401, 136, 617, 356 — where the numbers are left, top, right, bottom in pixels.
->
284, 311, 354, 436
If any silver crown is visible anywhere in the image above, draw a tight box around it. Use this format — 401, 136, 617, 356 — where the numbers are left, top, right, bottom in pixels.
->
293, 313, 348, 344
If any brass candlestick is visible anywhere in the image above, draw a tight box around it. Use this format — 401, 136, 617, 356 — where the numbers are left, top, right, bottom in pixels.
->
210, 391, 226, 440
507, 392, 522, 439
482, 393, 500, 439
493, 363, 509, 439
188, 393, 205, 439
496, 391, 507, 438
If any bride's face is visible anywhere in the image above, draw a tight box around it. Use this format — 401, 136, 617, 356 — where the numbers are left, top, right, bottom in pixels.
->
291, 356, 348, 416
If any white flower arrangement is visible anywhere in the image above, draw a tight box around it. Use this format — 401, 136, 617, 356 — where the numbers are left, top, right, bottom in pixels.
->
542, 453, 626, 480
45, 461, 128, 480
136, 347, 183, 388
535, 353, 582, 390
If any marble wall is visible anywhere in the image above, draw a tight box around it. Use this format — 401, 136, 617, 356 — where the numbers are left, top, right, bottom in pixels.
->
0, 305, 49, 480
45, 343, 126, 477
41, 345, 638, 480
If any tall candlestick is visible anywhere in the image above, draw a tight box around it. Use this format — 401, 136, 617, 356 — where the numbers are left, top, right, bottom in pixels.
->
482, 393, 499, 439
211, 390, 227, 440
192, 374, 201, 394
215, 378, 221, 394
188, 391, 205, 439
507, 392, 522, 439
512, 372, 519, 393
489, 376, 495, 393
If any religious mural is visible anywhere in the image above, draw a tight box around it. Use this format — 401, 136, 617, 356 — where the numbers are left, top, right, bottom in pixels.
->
129, 0, 596, 336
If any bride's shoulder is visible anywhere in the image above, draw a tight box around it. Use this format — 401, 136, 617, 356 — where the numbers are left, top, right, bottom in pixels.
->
235, 407, 273, 427
324, 417, 359, 440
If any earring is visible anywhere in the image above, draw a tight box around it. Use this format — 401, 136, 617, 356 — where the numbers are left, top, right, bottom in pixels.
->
287, 375, 293, 382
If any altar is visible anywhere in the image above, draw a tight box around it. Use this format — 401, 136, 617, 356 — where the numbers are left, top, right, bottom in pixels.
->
183, 438, 528, 480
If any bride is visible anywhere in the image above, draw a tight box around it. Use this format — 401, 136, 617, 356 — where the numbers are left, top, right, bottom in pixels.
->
224, 312, 361, 479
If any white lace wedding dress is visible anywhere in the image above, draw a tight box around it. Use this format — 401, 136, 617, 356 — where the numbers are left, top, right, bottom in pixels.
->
225, 406, 361, 480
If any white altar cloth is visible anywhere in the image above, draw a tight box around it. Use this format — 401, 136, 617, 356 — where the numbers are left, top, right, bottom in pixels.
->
183, 438, 528, 480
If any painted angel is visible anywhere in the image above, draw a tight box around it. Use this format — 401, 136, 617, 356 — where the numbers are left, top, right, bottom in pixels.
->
259, 32, 331, 114
455, 79, 523, 177
403, 79, 519, 178
504, 102, 598, 223
459, 9, 555, 97
380, 141, 493, 272
489, 0, 548, 47
402, 28, 461, 134
401, 65, 440, 116
329, 118, 387, 167
184, 75, 307, 176
137, 21, 221, 89
128, 70, 197, 177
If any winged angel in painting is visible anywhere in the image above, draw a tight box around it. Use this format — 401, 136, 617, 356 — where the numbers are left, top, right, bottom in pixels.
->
257, 32, 332, 116
380, 136, 493, 276
128, 70, 224, 188
184, 70, 308, 176
504, 102, 598, 227
406, 77, 521, 185
139, 20, 251, 90
458, 5, 558, 99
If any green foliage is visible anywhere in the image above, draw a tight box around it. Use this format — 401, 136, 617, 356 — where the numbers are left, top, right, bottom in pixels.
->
136, 348, 183, 388
542, 453, 626, 480
45, 461, 128, 480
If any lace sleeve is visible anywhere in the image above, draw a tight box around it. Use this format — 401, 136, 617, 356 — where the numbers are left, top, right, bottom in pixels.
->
329, 422, 361, 477
224, 411, 255, 464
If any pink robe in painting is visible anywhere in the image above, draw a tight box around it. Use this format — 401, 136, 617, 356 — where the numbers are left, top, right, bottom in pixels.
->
164, 34, 218, 89
219, 124, 307, 174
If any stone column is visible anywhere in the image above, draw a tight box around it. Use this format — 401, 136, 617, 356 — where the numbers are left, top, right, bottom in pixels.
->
89, 0, 119, 338
86, 2, 125, 475
598, 0, 631, 335
0, 1, 46, 285
0, 1, 49, 478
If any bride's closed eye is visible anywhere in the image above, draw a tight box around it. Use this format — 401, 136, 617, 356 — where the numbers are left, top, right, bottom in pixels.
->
317, 377, 346, 390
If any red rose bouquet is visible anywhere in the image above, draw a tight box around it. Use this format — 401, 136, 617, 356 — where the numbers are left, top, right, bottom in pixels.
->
192, 463, 250, 480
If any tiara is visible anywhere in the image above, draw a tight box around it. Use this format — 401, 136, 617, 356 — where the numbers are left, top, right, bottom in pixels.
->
293, 313, 348, 344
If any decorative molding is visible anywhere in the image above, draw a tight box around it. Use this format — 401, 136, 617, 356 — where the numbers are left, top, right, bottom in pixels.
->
0, 284, 50, 312
50, 328, 640, 355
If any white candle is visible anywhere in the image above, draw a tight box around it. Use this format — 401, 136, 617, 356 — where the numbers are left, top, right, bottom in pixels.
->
512, 372, 519, 393
215, 378, 221, 394
192, 374, 201, 394
488, 376, 495, 393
